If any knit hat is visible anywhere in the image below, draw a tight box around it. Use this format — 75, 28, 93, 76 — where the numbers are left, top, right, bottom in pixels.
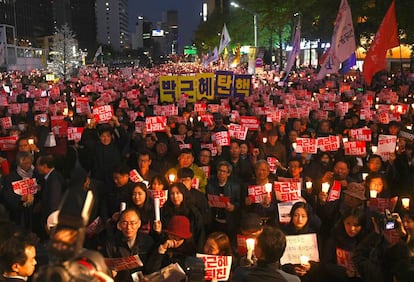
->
165, 215, 192, 239
343, 182, 367, 201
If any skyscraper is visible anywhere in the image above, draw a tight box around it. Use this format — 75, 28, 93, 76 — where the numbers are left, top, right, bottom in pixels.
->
95, 0, 129, 52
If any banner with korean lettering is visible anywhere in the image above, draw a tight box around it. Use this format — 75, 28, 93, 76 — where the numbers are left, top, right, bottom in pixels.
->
212, 131, 230, 146
240, 116, 260, 130
273, 181, 301, 202
233, 74, 252, 100
207, 194, 230, 208
295, 138, 317, 154
93, 105, 114, 124
12, 178, 38, 196
247, 185, 267, 204
67, 127, 84, 142
215, 71, 233, 98
196, 73, 215, 101
146, 116, 167, 132
317, 136, 340, 152
350, 127, 372, 142
0, 116, 12, 129
196, 254, 232, 281
160, 76, 179, 103
228, 123, 248, 140
177, 75, 195, 103
0, 136, 18, 151
336, 248, 358, 275
75, 97, 90, 114
343, 141, 366, 156
281, 233, 319, 265
148, 190, 168, 208
377, 134, 397, 161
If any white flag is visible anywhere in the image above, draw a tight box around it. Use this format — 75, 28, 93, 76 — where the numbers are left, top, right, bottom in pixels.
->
93, 45, 103, 61
317, 0, 356, 80
218, 24, 231, 55
204, 47, 219, 67
284, 19, 301, 80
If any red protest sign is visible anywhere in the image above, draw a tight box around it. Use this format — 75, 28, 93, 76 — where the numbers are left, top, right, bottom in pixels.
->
317, 136, 340, 152
350, 128, 372, 142
247, 185, 267, 204
240, 116, 260, 130
196, 254, 232, 282
148, 190, 168, 208
295, 138, 317, 154
50, 116, 68, 137
145, 116, 166, 132
228, 123, 248, 140
12, 178, 38, 196
67, 127, 84, 141
93, 105, 114, 124
343, 141, 366, 156
212, 131, 230, 146
273, 181, 301, 202
0, 117, 12, 129
0, 136, 18, 151
76, 97, 90, 114
207, 194, 230, 208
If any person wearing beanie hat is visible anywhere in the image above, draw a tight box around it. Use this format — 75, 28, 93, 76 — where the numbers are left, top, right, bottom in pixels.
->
146, 215, 197, 275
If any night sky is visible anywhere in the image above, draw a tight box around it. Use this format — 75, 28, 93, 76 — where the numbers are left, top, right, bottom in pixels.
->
128, 0, 203, 49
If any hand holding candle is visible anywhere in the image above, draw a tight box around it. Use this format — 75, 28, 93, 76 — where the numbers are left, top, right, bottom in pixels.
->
402, 198, 410, 209
370, 190, 378, 198
321, 182, 330, 193
300, 255, 309, 266
306, 180, 312, 190
246, 238, 255, 261
264, 183, 272, 197
168, 174, 176, 183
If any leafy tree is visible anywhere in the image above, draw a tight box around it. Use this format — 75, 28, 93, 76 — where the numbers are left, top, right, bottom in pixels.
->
48, 23, 81, 81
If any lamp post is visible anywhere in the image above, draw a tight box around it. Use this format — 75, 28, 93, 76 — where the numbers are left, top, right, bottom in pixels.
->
230, 1, 258, 47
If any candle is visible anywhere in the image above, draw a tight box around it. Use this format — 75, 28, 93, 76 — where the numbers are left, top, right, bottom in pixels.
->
120, 202, 126, 212
406, 125, 413, 131
306, 181, 313, 189
264, 183, 272, 196
362, 173, 368, 181
300, 255, 309, 265
154, 198, 161, 221
63, 108, 68, 116
321, 182, 330, 193
390, 104, 395, 111
402, 198, 410, 209
87, 118, 91, 125
262, 137, 268, 144
168, 174, 176, 183
342, 137, 348, 143
28, 138, 34, 145
189, 117, 194, 124
246, 238, 255, 260
370, 190, 378, 198
292, 142, 297, 151
197, 116, 202, 122
142, 180, 149, 188
371, 146, 378, 154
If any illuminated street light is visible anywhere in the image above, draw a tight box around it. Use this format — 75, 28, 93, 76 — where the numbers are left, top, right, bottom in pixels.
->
230, 1, 258, 47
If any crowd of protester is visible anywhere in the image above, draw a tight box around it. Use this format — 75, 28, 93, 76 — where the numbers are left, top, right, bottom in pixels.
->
1, 62, 414, 281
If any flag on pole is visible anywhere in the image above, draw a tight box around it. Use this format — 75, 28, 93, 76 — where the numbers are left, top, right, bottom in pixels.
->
362, 0, 399, 86
93, 45, 103, 62
218, 24, 231, 55
317, 0, 356, 80
204, 47, 219, 67
284, 19, 301, 80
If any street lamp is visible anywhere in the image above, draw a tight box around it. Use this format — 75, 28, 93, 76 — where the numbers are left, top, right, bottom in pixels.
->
230, 1, 258, 47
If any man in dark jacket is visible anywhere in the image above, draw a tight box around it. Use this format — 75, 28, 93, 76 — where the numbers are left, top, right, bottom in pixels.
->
234, 226, 300, 282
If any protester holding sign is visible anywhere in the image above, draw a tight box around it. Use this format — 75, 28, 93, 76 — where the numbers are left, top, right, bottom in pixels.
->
281, 202, 322, 281
2, 151, 37, 230
104, 208, 155, 281
322, 207, 367, 281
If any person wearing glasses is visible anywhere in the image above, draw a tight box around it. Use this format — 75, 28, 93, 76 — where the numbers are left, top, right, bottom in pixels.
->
206, 161, 240, 240
103, 208, 155, 281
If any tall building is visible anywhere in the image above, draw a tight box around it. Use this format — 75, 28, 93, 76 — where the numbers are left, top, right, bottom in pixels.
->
165, 10, 179, 54
70, 0, 97, 52
95, 0, 129, 52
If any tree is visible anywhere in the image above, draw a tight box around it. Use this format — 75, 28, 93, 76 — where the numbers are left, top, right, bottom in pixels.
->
48, 24, 81, 81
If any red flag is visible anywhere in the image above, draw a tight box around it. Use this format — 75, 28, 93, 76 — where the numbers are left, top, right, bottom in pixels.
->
362, 0, 399, 86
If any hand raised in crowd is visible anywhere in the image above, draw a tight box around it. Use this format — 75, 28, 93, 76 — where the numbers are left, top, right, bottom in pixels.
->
225, 202, 235, 212
164, 124, 172, 138
294, 262, 311, 276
